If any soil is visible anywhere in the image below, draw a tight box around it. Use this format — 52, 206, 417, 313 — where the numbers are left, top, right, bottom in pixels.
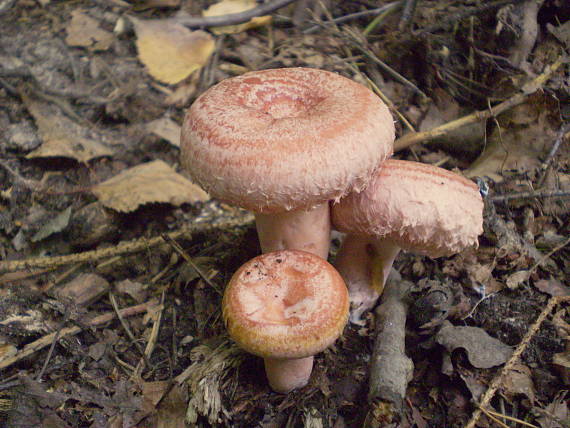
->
0, 1, 568, 427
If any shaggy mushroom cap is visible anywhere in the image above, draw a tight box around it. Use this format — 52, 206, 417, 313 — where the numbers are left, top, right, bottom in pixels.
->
332, 160, 484, 257
180, 67, 394, 213
222, 250, 349, 359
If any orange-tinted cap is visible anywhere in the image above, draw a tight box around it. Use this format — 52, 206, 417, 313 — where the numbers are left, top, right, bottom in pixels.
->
181, 68, 394, 213
332, 160, 484, 257
222, 250, 349, 359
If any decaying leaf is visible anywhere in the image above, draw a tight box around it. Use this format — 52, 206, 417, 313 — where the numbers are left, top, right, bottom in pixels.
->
466, 98, 558, 181
502, 363, 536, 402
203, 0, 271, 35
534, 277, 570, 297
505, 270, 530, 289
92, 160, 209, 212
146, 116, 181, 147
435, 321, 513, 369
22, 93, 113, 163
115, 279, 147, 304
65, 10, 114, 51
56, 273, 110, 307
31, 206, 72, 242
131, 17, 215, 84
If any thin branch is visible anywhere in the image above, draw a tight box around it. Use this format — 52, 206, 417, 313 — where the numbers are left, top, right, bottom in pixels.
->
537, 122, 570, 187
490, 189, 570, 203
161, 234, 222, 296
394, 57, 565, 151
173, 0, 298, 28
464, 295, 570, 428
0, 211, 254, 273
303, 2, 401, 34
0, 300, 159, 370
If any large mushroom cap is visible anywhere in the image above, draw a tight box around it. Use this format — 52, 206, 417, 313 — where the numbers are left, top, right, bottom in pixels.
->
332, 160, 484, 257
222, 250, 349, 359
181, 67, 394, 213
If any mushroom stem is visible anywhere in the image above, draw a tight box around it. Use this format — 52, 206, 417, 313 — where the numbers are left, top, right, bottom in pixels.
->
335, 235, 401, 324
263, 356, 314, 393
254, 203, 331, 259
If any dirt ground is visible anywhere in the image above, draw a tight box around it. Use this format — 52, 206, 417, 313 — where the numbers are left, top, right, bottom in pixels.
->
0, 0, 569, 427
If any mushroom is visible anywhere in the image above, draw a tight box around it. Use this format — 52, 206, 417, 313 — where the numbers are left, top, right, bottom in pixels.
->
331, 159, 484, 324
222, 250, 349, 393
180, 67, 394, 258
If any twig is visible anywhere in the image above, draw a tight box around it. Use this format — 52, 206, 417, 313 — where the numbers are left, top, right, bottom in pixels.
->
173, 0, 297, 28
161, 234, 222, 295
109, 293, 150, 367
536, 123, 570, 187
464, 295, 570, 428
337, 26, 428, 99
394, 57, 565, 151
0, 211, 254, 273
303, 2, 401, 34
368, 279, 414, 413
482, 408, 539, 428
0, 299, 159, 370
528, 235, 570, 275
398, 0, 418, 31
490, 189, 570, 203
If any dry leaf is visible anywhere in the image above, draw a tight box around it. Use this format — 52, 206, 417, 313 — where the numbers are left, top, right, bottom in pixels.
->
23, 92, 114, 163
146, 116, 181, 147
203, 0, 271, 35
132, 17, 215, 84
466, 98, 558, 181
506, 270, 530, 289
65, 10, 114, 51
502, 363, 536, 402
92, 160, 209, 212
534, 277, 570, 297
435, 321, 513, 369
31, 206, 72, 242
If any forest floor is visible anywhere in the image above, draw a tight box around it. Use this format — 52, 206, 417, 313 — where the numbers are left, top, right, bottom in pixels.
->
0, 0, 569, 427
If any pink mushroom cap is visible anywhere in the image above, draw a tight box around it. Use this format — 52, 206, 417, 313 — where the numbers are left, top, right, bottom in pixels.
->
332, 160, 484, 257
180, 67, 394, 213
222, 250, 349, 360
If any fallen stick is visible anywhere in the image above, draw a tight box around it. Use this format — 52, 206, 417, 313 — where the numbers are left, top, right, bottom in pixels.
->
464, 295, 570, 428
393, 57, 565, 152
0, 299, 159, 371
368, 278, 414, 414
0, 211, 253, 274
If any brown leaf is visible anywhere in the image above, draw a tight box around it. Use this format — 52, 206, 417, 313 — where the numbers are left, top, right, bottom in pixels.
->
502, 363, 536, 402
92, 160, 209, 212
435, 321, 513, 369
534, 277, 570, 297
22, 92, 113, 163
132, 18, 215, 84
146, 116, 181, 147
56, 273, 110, 307
65, 10, 114, 51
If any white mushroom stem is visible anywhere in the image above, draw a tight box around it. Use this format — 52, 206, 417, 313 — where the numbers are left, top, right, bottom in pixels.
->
334, 235, 401, 325
255, 203, 331, 259
263, 356, 314, 394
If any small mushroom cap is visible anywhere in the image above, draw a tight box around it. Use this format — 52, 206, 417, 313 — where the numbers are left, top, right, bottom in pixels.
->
332, 160, 484, 257
222, 250, 349, 359
180, 67, 394, 213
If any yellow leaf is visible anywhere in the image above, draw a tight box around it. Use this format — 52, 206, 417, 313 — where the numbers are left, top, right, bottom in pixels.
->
132, 17, 215, 84
203, 0, 272, 35
92, 160, 209, 212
